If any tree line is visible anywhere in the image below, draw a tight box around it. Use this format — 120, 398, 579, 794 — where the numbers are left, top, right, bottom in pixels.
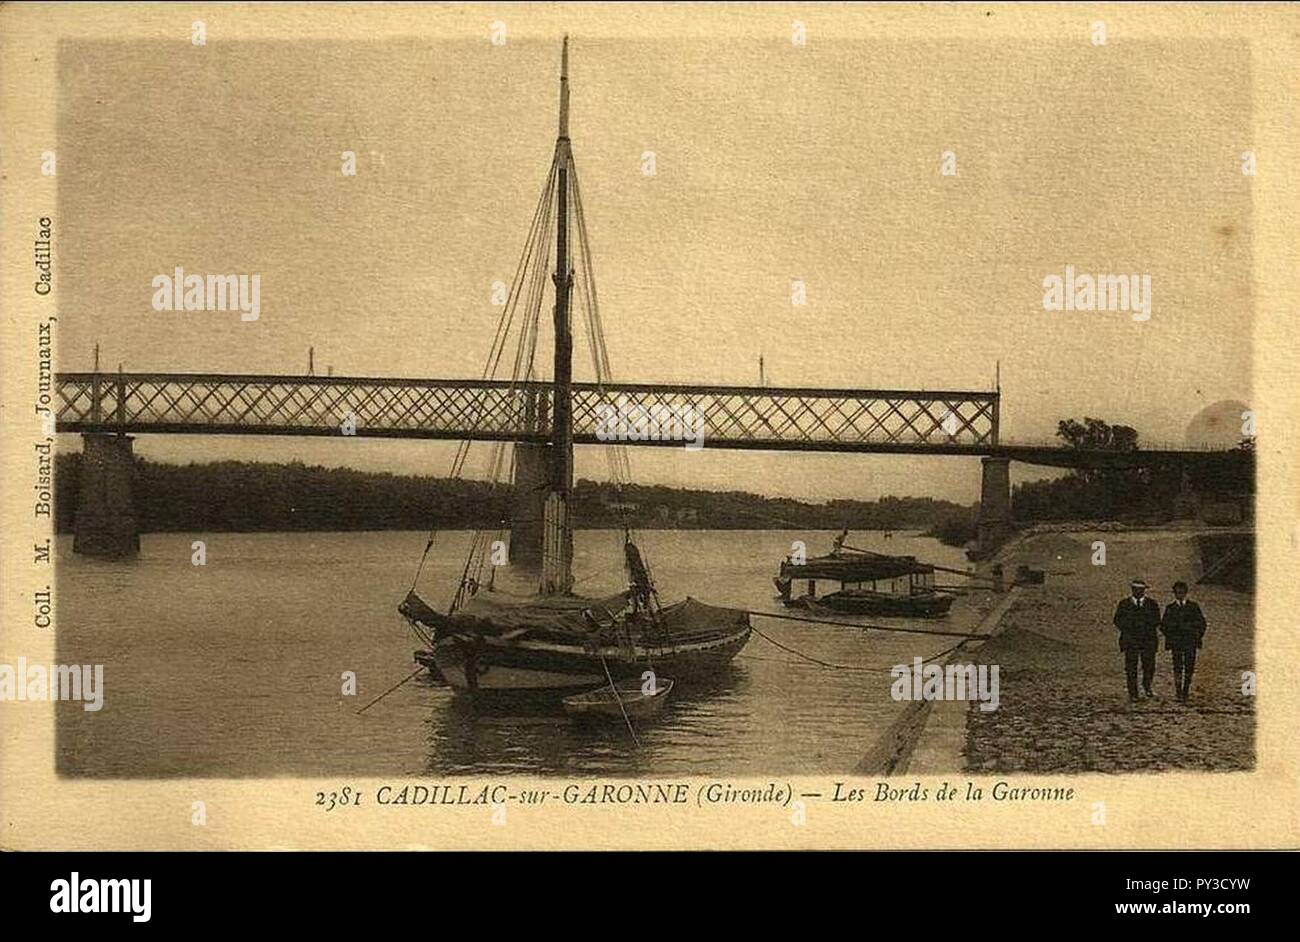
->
1011, 417, 1253, 523
53, 418, 1252, 541
52, 453, 976, 534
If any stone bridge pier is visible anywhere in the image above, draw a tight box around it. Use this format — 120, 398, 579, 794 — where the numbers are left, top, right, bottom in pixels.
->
510, 442, 550, 567
975, 456, 1013, 558
73, 433, 140, 558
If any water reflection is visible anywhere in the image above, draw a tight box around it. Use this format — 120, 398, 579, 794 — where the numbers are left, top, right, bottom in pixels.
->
423, 665, 753, 776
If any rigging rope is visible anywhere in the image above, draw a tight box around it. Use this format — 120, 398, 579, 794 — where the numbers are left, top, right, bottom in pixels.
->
409, 156, 558, 598
570, 152, 647, 611
407, 140, 655, 617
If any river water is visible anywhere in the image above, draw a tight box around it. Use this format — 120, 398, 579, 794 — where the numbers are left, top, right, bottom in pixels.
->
56, 529, 980, 777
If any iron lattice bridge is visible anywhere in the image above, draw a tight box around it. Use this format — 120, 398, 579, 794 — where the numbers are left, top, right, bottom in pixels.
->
55, 372, 1002, 455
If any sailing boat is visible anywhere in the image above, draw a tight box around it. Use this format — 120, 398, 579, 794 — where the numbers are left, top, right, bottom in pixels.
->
398, 38, 752, 695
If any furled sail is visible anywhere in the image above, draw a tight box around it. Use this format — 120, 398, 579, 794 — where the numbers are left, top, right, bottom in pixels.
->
401, 588, 630, 641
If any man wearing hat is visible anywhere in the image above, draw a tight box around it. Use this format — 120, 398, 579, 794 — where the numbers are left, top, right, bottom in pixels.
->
1112, 579, 1161, 702
1159, 581, 1207, 702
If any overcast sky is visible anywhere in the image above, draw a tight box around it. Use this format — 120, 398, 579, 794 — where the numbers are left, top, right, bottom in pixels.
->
58, 37, 1251, 503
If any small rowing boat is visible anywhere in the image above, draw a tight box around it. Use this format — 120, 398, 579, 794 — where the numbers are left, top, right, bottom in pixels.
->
562, 677, 674, 720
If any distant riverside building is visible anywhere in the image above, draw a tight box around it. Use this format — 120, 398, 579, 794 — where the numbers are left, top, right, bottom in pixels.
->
653, 505, 699, 525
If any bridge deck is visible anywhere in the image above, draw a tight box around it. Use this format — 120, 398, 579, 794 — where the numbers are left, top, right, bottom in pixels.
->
55, 372, 999, 451
54, 372, 1248, 469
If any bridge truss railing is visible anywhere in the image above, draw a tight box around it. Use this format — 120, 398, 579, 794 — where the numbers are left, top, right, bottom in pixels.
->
54, 372, 1000, 451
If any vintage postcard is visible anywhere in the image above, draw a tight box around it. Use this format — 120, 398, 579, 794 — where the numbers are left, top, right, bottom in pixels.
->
1, 2, 1297, 852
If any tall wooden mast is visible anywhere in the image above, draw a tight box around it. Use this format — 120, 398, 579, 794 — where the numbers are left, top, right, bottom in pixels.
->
543, 36, 575, 594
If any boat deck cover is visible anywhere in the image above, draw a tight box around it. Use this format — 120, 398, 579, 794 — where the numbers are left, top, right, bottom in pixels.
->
400, 589, 748, 646
778, 552, 931, 582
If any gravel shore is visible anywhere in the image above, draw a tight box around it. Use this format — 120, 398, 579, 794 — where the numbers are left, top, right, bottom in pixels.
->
964, 529, 1255, 773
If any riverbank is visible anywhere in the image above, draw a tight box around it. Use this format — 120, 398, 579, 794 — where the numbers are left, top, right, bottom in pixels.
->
865, 526, 1255, 774
964, 528, 1255, 772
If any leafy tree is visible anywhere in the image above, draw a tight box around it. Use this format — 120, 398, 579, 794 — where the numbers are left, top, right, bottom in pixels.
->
1056, 417, 1139, 451
1014, 417, 1164, 522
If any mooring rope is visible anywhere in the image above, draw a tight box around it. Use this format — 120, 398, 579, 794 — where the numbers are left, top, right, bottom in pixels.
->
355, 665, 427, 716
743, 609, 987, 640
744, 622, 969, 673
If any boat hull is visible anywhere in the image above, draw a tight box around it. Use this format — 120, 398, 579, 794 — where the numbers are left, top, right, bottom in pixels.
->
428, 626, 751, 694
789, 591, 954, 618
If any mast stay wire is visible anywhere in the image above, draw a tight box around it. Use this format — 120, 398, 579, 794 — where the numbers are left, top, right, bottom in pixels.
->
453, 167, 558, 611
409, 125, 653, 610
409, 158, 558, 595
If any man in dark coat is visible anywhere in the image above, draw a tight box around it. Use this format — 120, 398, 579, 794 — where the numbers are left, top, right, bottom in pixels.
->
1112, 579, 1160, 702
1159, 580, 1207, 702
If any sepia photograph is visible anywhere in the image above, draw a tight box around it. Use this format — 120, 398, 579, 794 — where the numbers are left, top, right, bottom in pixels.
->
46, 12, 1258, 781
2, 1, 1297, 880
